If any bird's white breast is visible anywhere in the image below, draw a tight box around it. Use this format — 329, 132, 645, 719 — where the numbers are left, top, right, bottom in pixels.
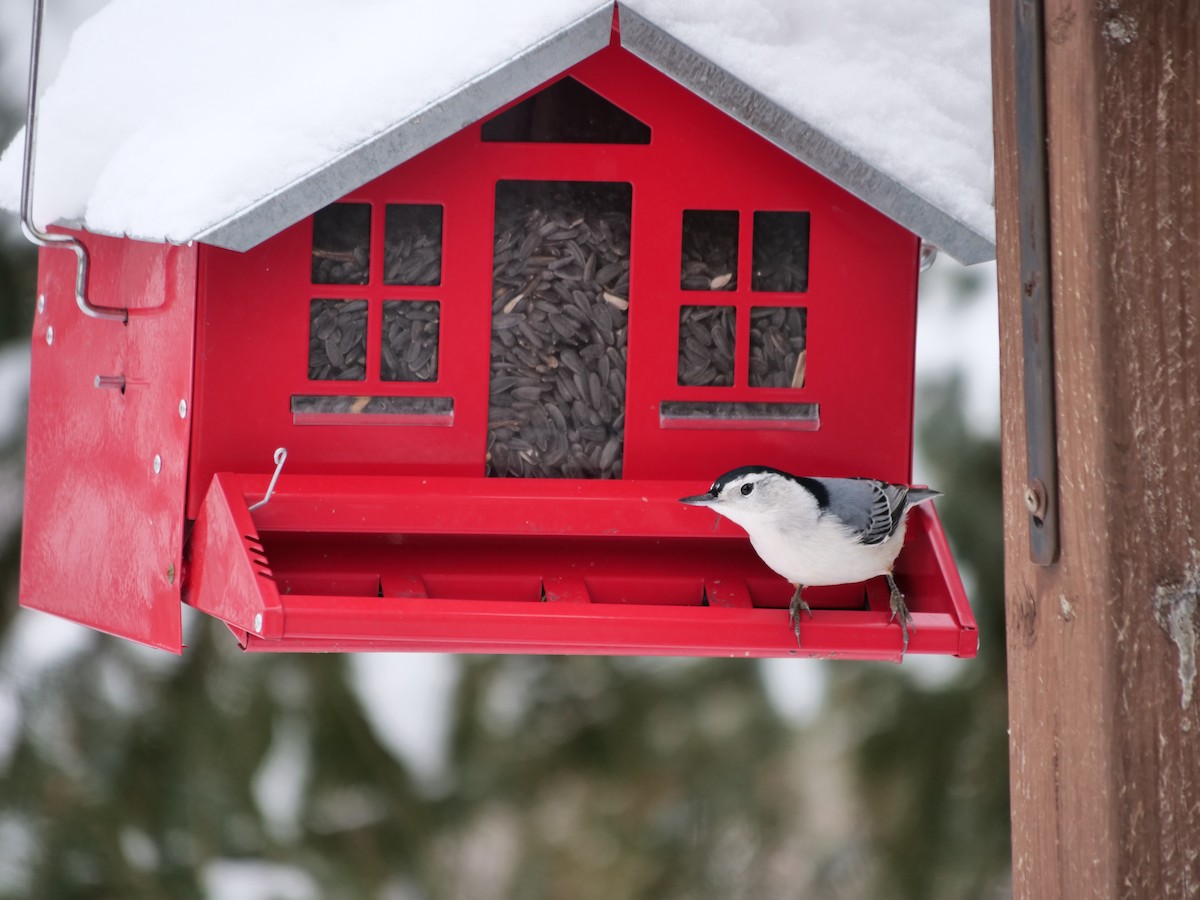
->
744, 516, 908, 586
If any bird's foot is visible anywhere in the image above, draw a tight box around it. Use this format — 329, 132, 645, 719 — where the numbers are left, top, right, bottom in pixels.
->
788, 584, 811, 647
885, 573, 914, 656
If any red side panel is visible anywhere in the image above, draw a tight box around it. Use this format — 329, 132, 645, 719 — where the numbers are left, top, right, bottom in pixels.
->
188, 472, 283, 639
20, 232, 197, 651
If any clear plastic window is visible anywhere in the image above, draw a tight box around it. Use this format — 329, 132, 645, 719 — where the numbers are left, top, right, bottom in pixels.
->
677, 305, 736, 387
312, 203, 370, 284
749, 306, 807, 388
308, 299, 367, 381
681, 210, 738, 291
381, 300, 440, 382
752, 211, 810, 292
384, 204, 443, 286
488, 180, 632, 478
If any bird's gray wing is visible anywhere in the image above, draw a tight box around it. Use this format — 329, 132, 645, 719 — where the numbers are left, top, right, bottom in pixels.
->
814, 477, 908, 546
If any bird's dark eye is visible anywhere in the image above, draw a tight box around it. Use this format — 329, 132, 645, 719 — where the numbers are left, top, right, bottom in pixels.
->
740, 483, 754, 496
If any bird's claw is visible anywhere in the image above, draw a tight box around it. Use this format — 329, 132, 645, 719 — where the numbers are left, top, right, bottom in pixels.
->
886, 574, 915, 656
788, 584, 811, 648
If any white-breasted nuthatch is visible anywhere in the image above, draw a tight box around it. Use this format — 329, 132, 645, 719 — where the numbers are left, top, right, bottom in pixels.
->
679, 466, 942, 654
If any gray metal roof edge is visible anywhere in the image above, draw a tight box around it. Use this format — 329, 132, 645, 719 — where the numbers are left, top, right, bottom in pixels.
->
195, 2, 614, 252
616, 4, 996, 265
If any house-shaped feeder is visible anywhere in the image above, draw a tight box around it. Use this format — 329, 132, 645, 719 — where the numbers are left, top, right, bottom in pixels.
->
12, 2, 992, 659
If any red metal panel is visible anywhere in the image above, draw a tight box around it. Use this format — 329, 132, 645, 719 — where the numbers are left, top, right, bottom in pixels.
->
243, 598, 966, 660
20, 232, 196, 650
188, 42, 919, 518
187, 472, 283, 639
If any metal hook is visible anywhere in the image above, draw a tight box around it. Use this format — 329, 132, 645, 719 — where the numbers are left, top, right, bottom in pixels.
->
248, 448, 288, 512
20, 0, 126, 323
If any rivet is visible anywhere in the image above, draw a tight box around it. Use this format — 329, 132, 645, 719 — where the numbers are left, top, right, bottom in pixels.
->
253, 613, 263, 633
45, 326, 54, 346
37, 294, 46, 314
178, 399, 188, 419
153, 454, 162, 475
167, 564, 176, 585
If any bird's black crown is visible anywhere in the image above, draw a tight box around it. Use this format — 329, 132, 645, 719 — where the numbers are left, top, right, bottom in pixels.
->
710, 465, 830, 509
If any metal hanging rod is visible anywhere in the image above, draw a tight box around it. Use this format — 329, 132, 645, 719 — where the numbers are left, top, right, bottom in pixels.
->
20, 0, 127, 323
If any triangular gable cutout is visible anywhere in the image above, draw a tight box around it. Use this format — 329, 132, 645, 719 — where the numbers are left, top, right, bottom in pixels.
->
482, 76, 650, 144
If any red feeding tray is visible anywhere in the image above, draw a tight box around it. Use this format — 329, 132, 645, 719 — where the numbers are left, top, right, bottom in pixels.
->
181, 474, 972, 661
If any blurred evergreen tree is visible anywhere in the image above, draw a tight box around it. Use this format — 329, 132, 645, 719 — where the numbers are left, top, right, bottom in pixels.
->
811, 269, 1010, 900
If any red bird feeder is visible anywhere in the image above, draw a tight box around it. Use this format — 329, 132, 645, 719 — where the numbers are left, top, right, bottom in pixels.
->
17, 6, 985, 660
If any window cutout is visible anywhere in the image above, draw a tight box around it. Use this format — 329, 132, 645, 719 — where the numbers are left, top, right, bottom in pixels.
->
312, 203, 370, 284
488, 180, 632, 478
752, 211, 810, 292
678, 306, 736, 387
382, 300, 440, 382
749, 306, 807, 388
660, 401, 819, 431
384, 205, 442, 286
481, 77, 651, 144
309, 299, 367, 381
681, 210, 738, 291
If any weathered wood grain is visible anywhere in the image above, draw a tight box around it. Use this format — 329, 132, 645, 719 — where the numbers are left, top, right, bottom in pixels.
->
993, 0, 1200, 896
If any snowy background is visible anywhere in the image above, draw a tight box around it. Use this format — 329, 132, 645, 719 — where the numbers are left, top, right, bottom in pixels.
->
0, 2, 1003, 898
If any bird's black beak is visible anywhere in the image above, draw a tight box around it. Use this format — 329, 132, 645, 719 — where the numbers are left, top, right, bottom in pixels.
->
679, 490, 718, 506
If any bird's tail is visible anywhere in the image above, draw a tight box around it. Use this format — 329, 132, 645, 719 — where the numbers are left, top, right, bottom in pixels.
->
904, 487, 942, 510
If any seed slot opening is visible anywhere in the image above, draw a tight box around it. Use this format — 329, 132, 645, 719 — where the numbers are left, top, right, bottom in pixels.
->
660, 401, 820, 431
291, 395, 453, 426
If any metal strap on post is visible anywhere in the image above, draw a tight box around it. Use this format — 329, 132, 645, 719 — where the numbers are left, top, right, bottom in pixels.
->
1014, 0, 1059, 565
19, 0, 127, 323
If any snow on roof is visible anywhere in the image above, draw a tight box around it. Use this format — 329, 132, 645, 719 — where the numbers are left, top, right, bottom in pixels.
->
0, 0, 995, 263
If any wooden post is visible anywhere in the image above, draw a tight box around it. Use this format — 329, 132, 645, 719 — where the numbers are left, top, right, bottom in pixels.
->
992, 1, 1200, 895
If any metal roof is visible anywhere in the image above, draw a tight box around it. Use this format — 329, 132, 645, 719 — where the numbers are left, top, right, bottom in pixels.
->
70, 2, 995, 264
619, 8, 995, 265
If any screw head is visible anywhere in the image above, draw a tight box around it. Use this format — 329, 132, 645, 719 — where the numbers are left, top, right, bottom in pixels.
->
1024, 479, 1047, 519
179, 399, 187, 419
253, 613, 263, 633
45, 326, 54, 346
37, 294, 45, 314
153, 454, 162, 474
